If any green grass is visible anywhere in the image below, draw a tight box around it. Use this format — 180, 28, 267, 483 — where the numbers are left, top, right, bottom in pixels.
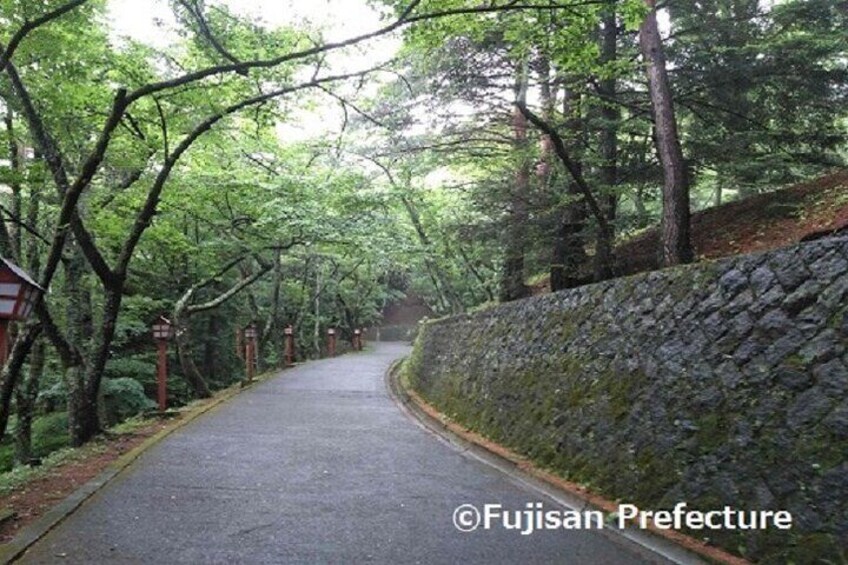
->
525, 272, 550, 286
0, 442, 105, 496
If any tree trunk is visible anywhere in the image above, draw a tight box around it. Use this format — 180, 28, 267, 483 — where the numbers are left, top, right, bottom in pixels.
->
262, 249, 283, 368
71, 285, 124, 446
67, 368, 98, 447
595, 4, 619, 280
62, 245, 98, 446
175, 326, 213, 398
535, 56, 568, 292
0, 324, 41, 442
14, 338, 45, 465
202, 314, 220, 382
551, 82, 589, 291
400, 194, 463, 313
639, 0, 694, 266
500, 60, 531, 302
4, 110, 22, 259
171, 254, 273, 393
313, 267, 322, 357
634, 184, 650, 228
172, 292, 213, 398
554, 194, 589, 290
456, 242, 495, 302
14, 174, 45, 463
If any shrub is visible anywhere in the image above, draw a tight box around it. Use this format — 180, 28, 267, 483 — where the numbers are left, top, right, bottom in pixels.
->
101, 378, 156, 426
37, 381, 67, 413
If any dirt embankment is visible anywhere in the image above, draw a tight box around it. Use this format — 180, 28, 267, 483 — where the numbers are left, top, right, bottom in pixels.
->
617, 169, 848, 275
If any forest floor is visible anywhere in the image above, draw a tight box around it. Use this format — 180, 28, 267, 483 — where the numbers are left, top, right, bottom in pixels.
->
0, 416, 171, 543
0, 377, 251, 547
623, 169, 848, 268
532, 168, 848, 293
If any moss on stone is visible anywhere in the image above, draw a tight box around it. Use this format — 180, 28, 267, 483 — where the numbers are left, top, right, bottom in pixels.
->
783, 353, 809, 371
631, 447, 678, 504
695, 413, 730, 453
779, 533, 846, 565
599, 367, 647, 422
795, 431, 848, 470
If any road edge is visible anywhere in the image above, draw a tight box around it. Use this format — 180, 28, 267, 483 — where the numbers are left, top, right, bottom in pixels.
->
0, 369, 281, 564
385, 358, 750, 565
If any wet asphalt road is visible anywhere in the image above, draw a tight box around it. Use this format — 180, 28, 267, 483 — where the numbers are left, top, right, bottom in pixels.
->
19, 343, 666, 564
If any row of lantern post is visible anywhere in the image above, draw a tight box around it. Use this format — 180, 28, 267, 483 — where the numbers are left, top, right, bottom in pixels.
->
324, 328, 364, 358
0, 257, 368, 416
0, 256, 175, 413
151, 318, 365, 412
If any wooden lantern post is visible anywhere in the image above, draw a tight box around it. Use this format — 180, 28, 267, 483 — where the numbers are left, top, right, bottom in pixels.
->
244, 323, 258, 382
151, 315, 174, 412
327, 327, 336, 358
284, 325, 294, 367
0, 258, 43, 366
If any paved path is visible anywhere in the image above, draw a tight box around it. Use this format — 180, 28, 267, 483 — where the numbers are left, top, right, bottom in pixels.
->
20, 343, 668, 564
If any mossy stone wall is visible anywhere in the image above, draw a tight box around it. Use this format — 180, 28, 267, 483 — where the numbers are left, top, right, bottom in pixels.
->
408, 237, 848, 562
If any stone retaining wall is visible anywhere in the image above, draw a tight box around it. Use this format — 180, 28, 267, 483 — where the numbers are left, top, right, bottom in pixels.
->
406, 237, 848, 562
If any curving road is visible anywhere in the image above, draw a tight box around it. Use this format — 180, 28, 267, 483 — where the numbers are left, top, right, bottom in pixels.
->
19, 343, 673, 564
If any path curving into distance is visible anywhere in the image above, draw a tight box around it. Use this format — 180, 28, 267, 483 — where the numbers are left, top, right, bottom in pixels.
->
19, 343, 676, 564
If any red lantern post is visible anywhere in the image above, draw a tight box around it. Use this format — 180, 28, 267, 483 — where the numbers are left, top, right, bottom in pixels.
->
327, 328, 336, 357
244, 323, 257, 382
0, 258, 43, 366
151, 315, 173, 412
284, 325, 294, 367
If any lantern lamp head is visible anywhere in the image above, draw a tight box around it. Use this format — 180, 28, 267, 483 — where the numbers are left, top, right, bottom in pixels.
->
327, 328, 335, 336
244, 323, 258, 340
284, 326, 293, 336
152, 315, 173, 341
354, 329, 361, 335
0, 258, 44, 322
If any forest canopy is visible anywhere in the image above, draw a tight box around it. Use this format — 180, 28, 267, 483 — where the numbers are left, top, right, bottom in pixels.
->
0, 0, 845, 458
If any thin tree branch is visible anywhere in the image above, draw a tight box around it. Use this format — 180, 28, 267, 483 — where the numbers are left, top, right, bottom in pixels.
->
115, 67, 383, 276
0, 0, 90, 66
176, 0, 245, 70
186, 262, 273, 314
516, 101, 611, 234
154, 97, 170, 158
127, 0, 603, 103
318, 86, 386, 129
0, 204, 50, 245
0, 57, 129, 290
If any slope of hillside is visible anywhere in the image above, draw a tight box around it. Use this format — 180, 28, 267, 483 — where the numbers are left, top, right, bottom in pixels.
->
527, 170, 848, 295
614, 169, 848, 277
